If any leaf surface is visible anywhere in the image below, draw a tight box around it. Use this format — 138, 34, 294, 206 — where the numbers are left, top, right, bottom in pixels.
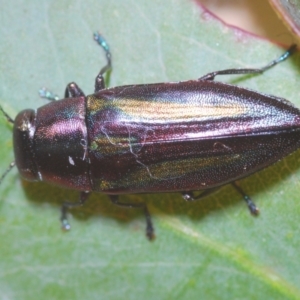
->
0, 1, 300, 299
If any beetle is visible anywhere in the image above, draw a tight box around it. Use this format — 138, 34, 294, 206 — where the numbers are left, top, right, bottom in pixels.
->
0, 32, 298, 240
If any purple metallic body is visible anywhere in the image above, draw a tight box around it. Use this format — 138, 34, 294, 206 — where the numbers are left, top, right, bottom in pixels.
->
13, 80, 300, 195
4, 34, 297, 239
87, 80, 300, 194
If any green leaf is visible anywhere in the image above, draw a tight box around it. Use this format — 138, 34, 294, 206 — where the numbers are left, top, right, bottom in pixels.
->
1, 1, 300, 299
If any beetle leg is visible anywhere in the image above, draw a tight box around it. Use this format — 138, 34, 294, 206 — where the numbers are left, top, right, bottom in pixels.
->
183, 188, 221, 201
181, 191, 195, 201
109, 195, 155, 240
231, 182, 259, 216
95, 72, 108, 92
60, 191, 90, 231
183, 184, 259, 215
93, 32, 112, 92
65, 82, 85, 98
183, 188, 221, 202
199, 44, 297, 81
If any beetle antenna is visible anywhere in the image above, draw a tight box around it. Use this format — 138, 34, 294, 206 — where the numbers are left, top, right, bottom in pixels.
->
199, 44, 298, 81
0, 162, 15, 185
38, 87, 60, 101
0, 106, 15, 184
0, 105, 14, 124
93, 32, 112, 77
261, 44, 298, 72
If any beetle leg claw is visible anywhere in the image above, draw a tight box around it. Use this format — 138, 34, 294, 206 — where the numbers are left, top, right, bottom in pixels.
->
231, 182, 259, 216
181, 191, 195, 201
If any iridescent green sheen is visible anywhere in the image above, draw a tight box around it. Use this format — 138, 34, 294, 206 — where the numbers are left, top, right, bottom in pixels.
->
85, 80, 300, 194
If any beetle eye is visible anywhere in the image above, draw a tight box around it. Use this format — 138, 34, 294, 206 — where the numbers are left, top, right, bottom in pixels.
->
13, 109, 39, 182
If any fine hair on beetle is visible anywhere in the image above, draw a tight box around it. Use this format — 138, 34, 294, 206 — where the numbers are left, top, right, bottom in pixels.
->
0, 32, 298, 240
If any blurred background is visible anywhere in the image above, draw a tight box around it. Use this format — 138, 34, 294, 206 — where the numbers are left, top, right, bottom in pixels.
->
198, 0, 292, 44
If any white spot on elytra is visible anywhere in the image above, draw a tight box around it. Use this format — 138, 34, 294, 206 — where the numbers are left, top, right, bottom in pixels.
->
68, 156, 75, 166
37, 171, 43, 181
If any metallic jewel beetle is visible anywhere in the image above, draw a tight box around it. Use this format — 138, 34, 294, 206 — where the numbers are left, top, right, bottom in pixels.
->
0, 33, 298, 240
